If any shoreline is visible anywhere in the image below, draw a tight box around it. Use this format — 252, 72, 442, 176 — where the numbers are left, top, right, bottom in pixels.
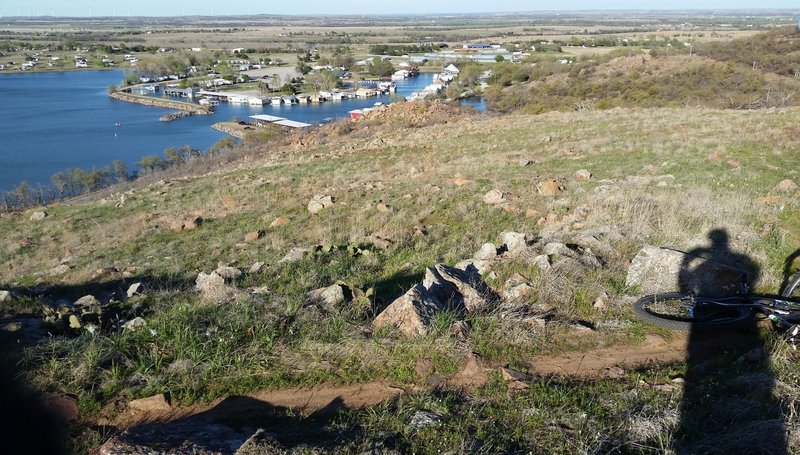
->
211, 122, 246, 139
109, 91, 213, 115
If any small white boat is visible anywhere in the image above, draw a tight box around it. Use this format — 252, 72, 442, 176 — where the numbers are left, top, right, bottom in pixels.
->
270, 97, 283, 105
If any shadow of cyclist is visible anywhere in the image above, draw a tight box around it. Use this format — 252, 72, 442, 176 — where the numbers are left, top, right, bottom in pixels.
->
675, 228, 786, 454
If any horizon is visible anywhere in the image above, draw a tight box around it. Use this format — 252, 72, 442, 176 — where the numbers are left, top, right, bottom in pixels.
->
2, 3, 800, 19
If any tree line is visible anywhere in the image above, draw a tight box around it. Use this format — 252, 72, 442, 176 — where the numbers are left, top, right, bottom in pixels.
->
1, 138, 237, 212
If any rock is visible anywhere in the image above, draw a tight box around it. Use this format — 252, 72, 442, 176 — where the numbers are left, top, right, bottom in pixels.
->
195, 271, 225, 292
96, 420, 250, 455
128, 394, 171, 413
455, 259, 491, 275
244, 230, 264, 242
269, 216, 289, 227
42, 394, 79, 422
531, 254, 551, 271
409, 411, 443, 429
626, 245, 745, 296
575, 169, 592, 181
450, 320, 470, 341
307, 284, 347, 307
249, 262, 265, 273
68, 314, 81, 329
376, 203, 391, 213
126, 282, 144, 298
50, 264, 71, 276
593, 292, 609, 310
474, 243, 498, 260
508, 380, 530, 390
503, 284, 534, 301
0, 290, 10, 302
425, 264, 497, 313
519, 159, 532, 167
74, 295, 100, 307
307, 194, 335, 214
279, 247, 310, 263
537, 180, 563, 196
373, 284, 445, 336
452, 177, 472, 186
774, 179, 798, 193
214, 266, 242, 281
500, 231, 528, 255
170, 216, 202, 232
483, 189, 508, 205
122, 317, 147, 331
543, 242, 572, 256
30, 211, 47, 221
499, 367, 533, 382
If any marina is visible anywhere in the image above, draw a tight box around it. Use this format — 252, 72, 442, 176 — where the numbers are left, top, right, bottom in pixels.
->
0, 69, 484, 191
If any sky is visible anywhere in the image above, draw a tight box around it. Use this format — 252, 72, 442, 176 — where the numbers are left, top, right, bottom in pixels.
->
2, 1, 799, 18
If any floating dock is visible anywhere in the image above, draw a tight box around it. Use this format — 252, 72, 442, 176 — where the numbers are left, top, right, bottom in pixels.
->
250, 114, 311, 129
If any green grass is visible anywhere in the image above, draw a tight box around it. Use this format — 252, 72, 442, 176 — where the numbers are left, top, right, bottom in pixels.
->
3, 94, 800, 452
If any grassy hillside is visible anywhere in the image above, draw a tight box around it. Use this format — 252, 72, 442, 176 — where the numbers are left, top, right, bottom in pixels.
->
2, 100, 800, 452
484, 27, 800, 114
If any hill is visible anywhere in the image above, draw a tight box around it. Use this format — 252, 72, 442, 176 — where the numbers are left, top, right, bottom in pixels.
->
484, 27, 800, 114
2, 100, 800, 451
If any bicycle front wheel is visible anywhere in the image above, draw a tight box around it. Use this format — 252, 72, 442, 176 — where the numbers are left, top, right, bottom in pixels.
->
782, 270, 800, 299
634, 292, 753, 332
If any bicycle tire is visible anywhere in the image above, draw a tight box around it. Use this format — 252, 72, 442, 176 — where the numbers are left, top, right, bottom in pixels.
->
781, 271, 800, 299
634, 292, 753, 332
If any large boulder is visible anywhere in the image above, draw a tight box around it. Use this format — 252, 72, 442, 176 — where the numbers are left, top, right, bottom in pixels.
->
626, 245, 745, 296
425, 264, 497, 313
373, 284, 446, 336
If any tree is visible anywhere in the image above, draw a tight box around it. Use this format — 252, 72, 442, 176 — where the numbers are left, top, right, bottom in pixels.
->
51, 172, 68, 197
495, 54, 505, 62
296, 59, 312, 75
113, 160, 128, 182
210, 137, 236, 154
138, 155, 166, 174
15, 181, 32, 206
367, 58, 394, 77
303, 70, 339, 93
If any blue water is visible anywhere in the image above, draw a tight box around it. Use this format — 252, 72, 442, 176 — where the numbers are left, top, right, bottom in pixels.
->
0, 70, 483, 192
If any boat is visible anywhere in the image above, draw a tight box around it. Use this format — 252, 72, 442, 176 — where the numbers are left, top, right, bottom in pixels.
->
270, 97, 283, 105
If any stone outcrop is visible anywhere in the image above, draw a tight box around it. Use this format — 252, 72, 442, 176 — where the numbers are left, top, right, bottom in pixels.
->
374, 263, 498, 336
626, 245, 745, 296
373, 284, 446, 336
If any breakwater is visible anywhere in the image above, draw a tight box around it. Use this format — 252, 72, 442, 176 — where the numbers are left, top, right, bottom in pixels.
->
110, 91, 212, 115
211, 122, 246, 139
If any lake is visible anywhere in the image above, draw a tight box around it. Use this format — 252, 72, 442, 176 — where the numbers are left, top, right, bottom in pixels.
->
0, 69, 484, 192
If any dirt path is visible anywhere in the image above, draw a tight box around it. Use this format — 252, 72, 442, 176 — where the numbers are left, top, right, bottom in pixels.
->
529, 333, 689, 378
98, 334, 700, 453
110, 333, 691, 430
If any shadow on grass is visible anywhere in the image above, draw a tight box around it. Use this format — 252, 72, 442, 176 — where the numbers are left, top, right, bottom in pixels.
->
101, 395, 359, 452
676, 229, 786, 454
